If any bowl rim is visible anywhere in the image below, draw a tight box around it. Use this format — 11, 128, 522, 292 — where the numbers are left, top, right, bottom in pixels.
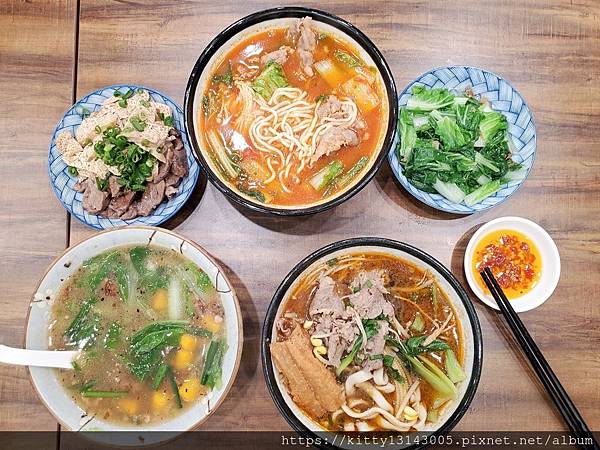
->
47, 83, 201, 230
24, 225, 244, 436
184, 6, 398, 216
463, 216, 561, 312
388, 64, 537, 215
261, 237, 483, 447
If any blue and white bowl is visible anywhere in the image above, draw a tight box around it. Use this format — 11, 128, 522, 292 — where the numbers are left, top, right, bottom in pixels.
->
388, 66, 536, 214
48, 84, 201, 229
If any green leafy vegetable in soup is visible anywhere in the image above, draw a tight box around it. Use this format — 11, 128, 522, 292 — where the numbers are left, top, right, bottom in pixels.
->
251, 61, 289, 100
49, 245, 226, 425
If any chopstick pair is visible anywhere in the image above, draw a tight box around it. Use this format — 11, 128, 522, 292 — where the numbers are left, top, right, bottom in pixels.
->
480, 268, 599, 450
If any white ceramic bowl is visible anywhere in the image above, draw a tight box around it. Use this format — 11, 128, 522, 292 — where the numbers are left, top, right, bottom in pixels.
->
262, 238, 482, 448
464, 216, 561, 312
25, 227, 243, 446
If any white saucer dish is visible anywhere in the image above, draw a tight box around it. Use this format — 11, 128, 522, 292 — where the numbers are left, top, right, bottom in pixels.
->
464, 216, 560, 312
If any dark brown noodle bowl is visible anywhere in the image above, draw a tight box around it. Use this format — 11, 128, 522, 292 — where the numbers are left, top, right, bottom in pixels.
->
184, 7, 397, 215
261, 238, 482, 449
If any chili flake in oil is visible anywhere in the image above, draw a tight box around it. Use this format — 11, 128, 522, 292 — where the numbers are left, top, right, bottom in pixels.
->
472, 229, 542, 299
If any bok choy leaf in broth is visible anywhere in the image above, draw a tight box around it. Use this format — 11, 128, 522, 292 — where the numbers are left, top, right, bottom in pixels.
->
252, 61, 289, 100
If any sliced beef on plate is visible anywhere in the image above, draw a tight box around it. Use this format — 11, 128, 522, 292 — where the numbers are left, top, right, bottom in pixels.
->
120, 204, 139, 221
311, 126, 359, 164
78, 179, 110, 214
171, 143, 188, 178
153, 146, 173, 183
270, 326, 344, 417
108, 176, 122, 197
164, 173, 181, 187
136, 180, 166, 216
165, 185, 179, 199
106, 190, 136, 217
99, 207, 121, 219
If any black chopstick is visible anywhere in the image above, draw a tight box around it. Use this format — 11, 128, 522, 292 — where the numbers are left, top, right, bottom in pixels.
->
480, 268, 599, 450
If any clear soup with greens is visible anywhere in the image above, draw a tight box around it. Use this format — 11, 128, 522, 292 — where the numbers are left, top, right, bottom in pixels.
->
49, 245, 227, 425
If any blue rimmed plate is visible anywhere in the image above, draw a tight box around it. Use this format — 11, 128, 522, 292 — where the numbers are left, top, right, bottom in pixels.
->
48, 84, 201, 229
388, 66, 536, 214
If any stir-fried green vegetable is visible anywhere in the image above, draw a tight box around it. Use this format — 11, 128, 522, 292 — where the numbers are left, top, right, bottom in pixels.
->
397, 86, 523, 206
406, 86, 455, 112
252, 61, 289, 100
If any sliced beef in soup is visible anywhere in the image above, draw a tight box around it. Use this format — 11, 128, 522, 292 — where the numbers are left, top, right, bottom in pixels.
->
312, 127, 359, 164
289, 16, 317, 76
271, 253, 466, 433
260, 46, 292, 66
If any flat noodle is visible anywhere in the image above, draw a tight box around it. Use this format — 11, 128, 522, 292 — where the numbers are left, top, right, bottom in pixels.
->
249, 87, 357, 191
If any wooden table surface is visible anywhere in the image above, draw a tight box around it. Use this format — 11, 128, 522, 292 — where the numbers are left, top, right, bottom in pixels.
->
1, 0, 599, 442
